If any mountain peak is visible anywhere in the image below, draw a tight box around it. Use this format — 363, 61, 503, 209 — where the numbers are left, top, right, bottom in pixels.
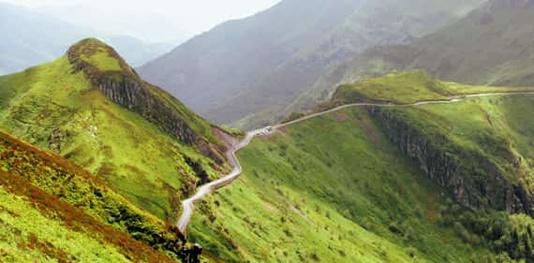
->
65, 38, 224, 161
67, 38, 135, 76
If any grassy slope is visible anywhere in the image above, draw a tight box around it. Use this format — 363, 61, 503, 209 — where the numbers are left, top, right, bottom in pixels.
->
333, 72, 534, 260
187, 72, 534, 262
0, 185, 129, 262
188, 108, 496, 262
334, 71, 534, 104
412, 95, 534, 201
70, 38, 220, 146
0, 54, 220, 221
373, 95, 534, 260
336, 71, 534, 199
0, 130, 189, 262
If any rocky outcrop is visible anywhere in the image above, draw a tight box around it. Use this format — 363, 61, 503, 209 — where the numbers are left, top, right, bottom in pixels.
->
66, 39, 224, 163
369, 107, 533, 216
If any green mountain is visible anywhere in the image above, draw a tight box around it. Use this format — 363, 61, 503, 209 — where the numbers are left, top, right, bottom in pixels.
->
335, 72, 534, 215
2, 11, 534, 262
333, 0, 534, 89
2, 37, 534, 262
139, 0, 484, 129
0, 130, 200, 262
183, 72, 534, 262
0, 38, 227, 222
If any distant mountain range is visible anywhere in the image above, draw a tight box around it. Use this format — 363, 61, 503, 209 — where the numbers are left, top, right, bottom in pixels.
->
334, 0, 534, 88
0, 3, 172, 74
138, 0, 485, 128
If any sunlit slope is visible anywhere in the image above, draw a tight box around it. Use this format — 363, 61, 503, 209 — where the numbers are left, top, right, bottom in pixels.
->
333, 72, 534, 215
333, 71, 534, 104
187, 108, 497, 262
0, 38, 227, 220
0, 130, 201, 262
335, 72, 534, 260
186, 72, 534, 262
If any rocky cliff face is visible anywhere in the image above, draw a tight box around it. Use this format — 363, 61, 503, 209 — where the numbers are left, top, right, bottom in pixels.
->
369, 107, 533, 216
66, 39, 224, 163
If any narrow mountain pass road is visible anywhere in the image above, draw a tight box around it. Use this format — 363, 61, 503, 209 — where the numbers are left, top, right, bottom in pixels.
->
177, 127, 272, 234
177, 90, 534, 235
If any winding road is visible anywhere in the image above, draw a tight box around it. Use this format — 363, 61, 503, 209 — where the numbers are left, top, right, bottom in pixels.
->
177, 90, 534, 235
177, 127, 272, 234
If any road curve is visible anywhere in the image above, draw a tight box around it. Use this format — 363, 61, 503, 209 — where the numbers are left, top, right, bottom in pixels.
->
176, 90, 534, 235
177, 127, 271, 234
276, 91, 534, 128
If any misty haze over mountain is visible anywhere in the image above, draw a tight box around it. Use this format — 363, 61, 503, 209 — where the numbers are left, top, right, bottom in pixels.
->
0, 0, 280, 74
139, 0, 486, 128
1, 0, 281, 43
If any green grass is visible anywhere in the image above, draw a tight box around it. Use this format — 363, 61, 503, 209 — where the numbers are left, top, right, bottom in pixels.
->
0, 186, 130, 262
80, 48, 122, 72
334, 71, 534, 104
0, 130, 195, 262
342, 70, 534, 260
413, 95, 534, 199
70, 38, 122, 72
0, 55, 220, 220
188, 107, 496, 262
188, 76, 534, 261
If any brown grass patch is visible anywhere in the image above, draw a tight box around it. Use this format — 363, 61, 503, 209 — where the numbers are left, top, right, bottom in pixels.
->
18, 234, 72, 263
0, 171, 176, 262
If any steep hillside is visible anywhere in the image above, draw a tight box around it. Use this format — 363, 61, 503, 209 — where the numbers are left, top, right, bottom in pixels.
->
337, 72, 534, 259
0, 38, 227, 221
139, 0, 484, 128
0, 3, 170, 74
335, 0, 534, 89
0, 130, 200, 262
188, 107, 505, 262
334, 73, 534, 216
180, 72, 534, 262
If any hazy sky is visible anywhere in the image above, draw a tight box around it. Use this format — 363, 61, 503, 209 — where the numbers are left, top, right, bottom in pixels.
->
3, 0, 281, 43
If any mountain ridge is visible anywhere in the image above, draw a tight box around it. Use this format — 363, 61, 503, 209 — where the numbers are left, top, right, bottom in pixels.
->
66, 38, 225, 163
331, 0, 534, 89
0, 38, 229, 223
139, 0, 485, 129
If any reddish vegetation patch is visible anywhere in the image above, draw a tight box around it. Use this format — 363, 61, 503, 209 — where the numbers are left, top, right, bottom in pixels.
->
18, 234, 72, 263
0, 171, 176, 263
0, 129, 108, 187
0, 130, 194, 262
